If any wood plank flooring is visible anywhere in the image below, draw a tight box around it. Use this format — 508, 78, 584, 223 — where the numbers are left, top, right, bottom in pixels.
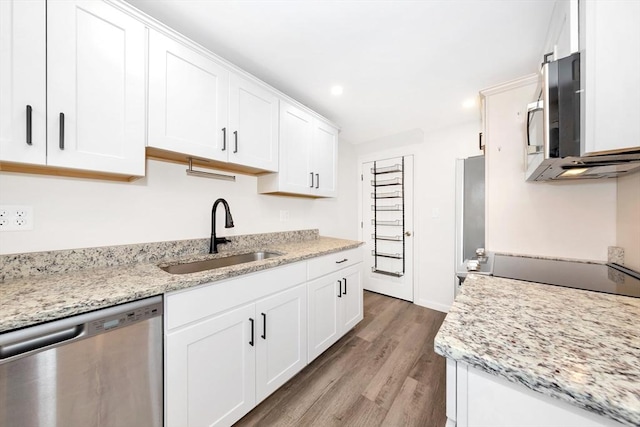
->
235, 291, 447, 427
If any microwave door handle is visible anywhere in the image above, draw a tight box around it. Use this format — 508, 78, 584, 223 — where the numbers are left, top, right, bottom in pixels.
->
526, 101, 543, 154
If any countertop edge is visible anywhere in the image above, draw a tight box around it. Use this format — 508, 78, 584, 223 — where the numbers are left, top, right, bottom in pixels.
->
0, 237, 363, 334
434, 274, 639, 427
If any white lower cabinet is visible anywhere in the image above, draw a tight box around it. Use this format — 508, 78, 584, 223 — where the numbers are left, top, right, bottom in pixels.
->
165, 264, 308, 427
255, 284, 307, 402
165, 249, 363, 427
307, 273, 340, 361
448, 361, 624, 427
308, 264, 363, 362
166, 303, 256, 427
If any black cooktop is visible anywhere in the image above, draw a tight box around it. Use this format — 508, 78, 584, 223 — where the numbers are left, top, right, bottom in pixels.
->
492, 254, 640, 298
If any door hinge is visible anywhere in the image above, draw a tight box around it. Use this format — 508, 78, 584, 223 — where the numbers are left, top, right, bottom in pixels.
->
361, 174, 363, 181
361, 221, 363, 228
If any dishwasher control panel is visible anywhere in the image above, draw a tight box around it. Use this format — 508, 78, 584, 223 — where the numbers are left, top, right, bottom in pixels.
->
87, 300, 163, 336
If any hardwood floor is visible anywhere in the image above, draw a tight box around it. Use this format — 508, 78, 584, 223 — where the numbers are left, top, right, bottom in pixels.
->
235, 291, 447, 427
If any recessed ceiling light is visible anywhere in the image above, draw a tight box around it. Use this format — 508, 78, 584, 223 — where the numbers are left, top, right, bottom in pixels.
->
331, 85, 344, 96
462, 98, 477, 109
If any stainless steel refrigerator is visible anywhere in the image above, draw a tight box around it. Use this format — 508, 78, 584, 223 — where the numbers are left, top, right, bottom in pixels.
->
454, 155, 486, 288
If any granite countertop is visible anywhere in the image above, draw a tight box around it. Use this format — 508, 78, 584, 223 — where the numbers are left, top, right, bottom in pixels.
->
435, 274, 640, 427
0, 233, 362, 333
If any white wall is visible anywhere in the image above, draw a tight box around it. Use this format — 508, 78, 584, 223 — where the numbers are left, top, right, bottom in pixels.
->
356, 123, 482, 313
0, 141, 358, 254
484, 77, 617, 261
617, 172, 640, 271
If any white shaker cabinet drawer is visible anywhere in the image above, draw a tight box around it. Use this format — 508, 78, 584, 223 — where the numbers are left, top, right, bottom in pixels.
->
307, 247, 363, 280
166, 261, 306, 331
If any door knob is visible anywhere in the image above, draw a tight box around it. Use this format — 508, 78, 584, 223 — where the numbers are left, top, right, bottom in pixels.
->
405, 231, 412, 236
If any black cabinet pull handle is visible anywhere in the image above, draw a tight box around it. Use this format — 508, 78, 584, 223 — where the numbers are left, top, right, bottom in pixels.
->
310, 172, 314, 188
26, 105, 33, 145
261, 313, 266, 339
343, 277, 347, 295
315, 173, 319, 189
338, 280, 342, 298
59, 113, 65, 150
249, 318, 254, 346
222, 127, 226, 151
233, 130, 238, 153
335, 258, 348, 264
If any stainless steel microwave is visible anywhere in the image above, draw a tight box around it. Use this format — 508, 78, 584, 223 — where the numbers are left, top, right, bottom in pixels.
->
525, 52, 640, 181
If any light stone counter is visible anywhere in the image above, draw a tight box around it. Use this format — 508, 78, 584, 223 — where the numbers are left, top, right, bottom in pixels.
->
0, 230, 362, 333
435, 273, 640, 427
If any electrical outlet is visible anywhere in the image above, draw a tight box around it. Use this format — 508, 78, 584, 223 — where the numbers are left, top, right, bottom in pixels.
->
279, 210, 290, 222
0, 205, 34, 231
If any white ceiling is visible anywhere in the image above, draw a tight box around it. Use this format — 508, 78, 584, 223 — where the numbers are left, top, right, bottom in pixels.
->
126, 0, 555, 144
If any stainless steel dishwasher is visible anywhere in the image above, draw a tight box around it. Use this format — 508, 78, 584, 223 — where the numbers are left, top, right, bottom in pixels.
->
0, 295, 163, 427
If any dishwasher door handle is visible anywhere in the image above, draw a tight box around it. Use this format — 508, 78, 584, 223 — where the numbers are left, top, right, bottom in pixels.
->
0, 325, 84, 360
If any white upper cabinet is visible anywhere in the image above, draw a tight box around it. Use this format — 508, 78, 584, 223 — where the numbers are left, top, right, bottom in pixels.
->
542, 0, 579, 60
258, 100, 338, 198
273, 102, 314, 193
228, 74, 279, 172
47, 0, 146, 176
580, 0, 640, 155
0, 0, 46, 166
148, 30, 278, 172
312, 119, 338, 197
0, 0, 146, 177
148, 29, 229, 162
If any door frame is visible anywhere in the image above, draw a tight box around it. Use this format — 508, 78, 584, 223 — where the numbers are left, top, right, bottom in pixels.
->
357, 150, 418, 303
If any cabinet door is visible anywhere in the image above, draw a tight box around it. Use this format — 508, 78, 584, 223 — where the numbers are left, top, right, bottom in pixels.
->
339, 266, 363, 332
307, 273, 341, 362
166, 304, 256, 427
279, 101, 313, 194
461, 364, 620, 427
581, 0, 640, 155
312, 119, 338, 197
0, 0, 46, 165
542, 0, 579, 60
229, 74, 279, 171
148, 29, 229, 162
46, 0, 146, 176
255, 283, 307, 402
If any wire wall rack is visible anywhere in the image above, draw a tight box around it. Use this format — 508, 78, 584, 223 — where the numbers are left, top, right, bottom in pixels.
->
371, 157, 405, 277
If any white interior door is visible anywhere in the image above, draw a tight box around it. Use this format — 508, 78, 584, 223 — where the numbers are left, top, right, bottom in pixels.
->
361, 155, 414, 301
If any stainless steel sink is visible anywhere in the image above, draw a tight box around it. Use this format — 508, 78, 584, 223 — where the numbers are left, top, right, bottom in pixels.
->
160, 251, 281, 274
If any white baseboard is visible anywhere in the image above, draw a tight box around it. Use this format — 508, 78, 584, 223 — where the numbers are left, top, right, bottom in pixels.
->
415, 298, 451, 313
